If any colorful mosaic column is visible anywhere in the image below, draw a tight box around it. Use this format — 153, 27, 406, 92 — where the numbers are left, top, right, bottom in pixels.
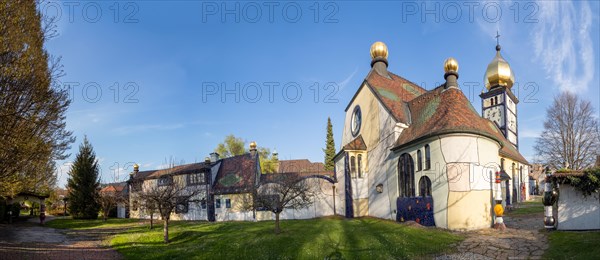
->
493, 171, 506, 230
542, 168, 557, 229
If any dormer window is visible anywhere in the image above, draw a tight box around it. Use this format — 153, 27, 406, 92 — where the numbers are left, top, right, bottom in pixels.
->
188, 172, 205, 186
158, 176, 172, 186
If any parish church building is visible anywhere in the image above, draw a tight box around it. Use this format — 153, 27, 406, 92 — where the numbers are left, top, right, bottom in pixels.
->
128, 41, 530, 231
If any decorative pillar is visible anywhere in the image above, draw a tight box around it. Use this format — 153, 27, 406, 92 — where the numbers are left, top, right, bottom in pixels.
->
542, 167, 558, 229
493, 171, 506, 230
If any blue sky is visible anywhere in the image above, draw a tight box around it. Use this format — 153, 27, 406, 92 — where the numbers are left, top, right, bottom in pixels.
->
44, 1, 600, 187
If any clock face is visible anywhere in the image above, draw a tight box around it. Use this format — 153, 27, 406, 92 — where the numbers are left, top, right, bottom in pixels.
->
351, 106, 361, 137
484, 106, 503, 127
507, 112, 517, 132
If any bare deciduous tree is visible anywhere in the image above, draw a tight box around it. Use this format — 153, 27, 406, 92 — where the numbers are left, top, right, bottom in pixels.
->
135, 167, 203, 243
254, 173, 316, 234
535, 92, 600, 170
98, 186, 127, 222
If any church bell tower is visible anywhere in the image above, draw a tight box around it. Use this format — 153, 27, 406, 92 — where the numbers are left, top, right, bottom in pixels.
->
480, 33, 519, 149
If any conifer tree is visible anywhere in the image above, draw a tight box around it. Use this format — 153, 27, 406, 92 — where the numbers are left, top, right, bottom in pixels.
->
67, 137, 100, 219
323, 117, 336, 171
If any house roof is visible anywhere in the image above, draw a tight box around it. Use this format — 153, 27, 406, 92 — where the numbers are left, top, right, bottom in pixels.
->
212, 153, 259, 194
277, 159, 326, 173
100, 182, 127, 193
260, 171, 336, 184
344, 135, 367, 151
391, 85, 528, 165
363, 70, 427, 123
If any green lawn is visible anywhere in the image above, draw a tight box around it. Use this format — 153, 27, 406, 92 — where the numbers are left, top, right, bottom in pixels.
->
48, 217, 463, 259
545, 231, 600, 259
507, 199, 545, 216
46, 218, 140, 229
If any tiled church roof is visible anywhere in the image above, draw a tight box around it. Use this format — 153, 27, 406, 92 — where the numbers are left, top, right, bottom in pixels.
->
364, 71, 427, 124
343, 135, 367, 150
391, 85, 528, 164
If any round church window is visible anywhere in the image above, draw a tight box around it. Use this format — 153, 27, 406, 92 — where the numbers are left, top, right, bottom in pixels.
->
351, 106, 361, 137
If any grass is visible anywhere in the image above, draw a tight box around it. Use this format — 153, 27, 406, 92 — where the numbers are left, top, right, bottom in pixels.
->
48, 217, 463, 259
46, 218, 140, 229
545, 231, 600, 259
507, 198, 545, 216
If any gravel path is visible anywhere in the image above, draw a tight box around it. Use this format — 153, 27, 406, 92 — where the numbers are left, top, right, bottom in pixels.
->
0, 217, 124, 260
436, 202, 548, 260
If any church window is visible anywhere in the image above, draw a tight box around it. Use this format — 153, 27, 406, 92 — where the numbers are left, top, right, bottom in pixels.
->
357, 154, 363, 178
417, 150, 423, 171
424, 145, 431, 170
398, 153, 415, 197
419, 176, 432, 197
350, 156, 357, 178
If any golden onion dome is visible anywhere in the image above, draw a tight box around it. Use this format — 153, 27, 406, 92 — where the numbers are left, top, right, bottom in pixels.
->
444, 57, 459, 73
484, 45, 515, 90
249, 141, 257, 150
370, 41, 388, 60
133, 163, 139, 169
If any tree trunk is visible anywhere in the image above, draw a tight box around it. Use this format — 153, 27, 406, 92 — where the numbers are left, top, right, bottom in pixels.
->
274, 212, 281, 234
163, 218, 169, 243
150, 213, 154, 229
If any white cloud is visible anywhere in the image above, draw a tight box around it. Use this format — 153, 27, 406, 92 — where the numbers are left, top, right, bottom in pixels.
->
533, 1, 594, 93
337, 67, 358, 91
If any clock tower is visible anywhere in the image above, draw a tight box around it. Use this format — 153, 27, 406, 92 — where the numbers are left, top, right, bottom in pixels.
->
480, 37, 519, 149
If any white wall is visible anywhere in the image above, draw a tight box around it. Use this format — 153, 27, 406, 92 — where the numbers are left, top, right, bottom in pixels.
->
557, 185, 600, 230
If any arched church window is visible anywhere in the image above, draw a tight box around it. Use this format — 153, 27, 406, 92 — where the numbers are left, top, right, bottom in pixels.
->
419, 176, 432, 197
417, 150, 423, 171
424, 145, 431, 170
350, 156, 357, 178
357, 154, 363, 178
494, 96, 498, 105
398, 153, 415, 197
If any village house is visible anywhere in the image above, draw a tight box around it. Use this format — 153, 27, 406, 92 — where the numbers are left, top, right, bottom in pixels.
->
128, 143, 339, 222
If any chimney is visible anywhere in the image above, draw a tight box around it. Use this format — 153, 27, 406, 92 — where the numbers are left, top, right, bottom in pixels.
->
272, 149, 280, 173
443, 57, 459, 89
210, 152, 220, 162
249, 141, 257, 157
370, 41, 389, 77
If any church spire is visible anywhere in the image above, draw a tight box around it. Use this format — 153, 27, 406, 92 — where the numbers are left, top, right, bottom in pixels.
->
484, 31, 515, 90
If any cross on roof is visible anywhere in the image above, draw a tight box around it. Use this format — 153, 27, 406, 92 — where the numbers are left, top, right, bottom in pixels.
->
495, 31, 501, 46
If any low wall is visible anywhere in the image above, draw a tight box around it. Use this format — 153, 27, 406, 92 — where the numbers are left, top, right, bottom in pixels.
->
557, 185, 600, 230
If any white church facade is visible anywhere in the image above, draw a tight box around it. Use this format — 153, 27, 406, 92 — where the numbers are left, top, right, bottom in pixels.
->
333, 42, 530, 230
